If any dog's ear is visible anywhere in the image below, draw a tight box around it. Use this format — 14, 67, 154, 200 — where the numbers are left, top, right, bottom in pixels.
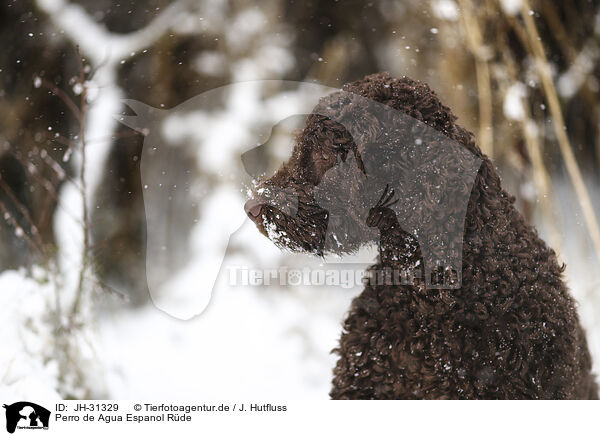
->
242, 114, 308, 179
115, 99, 165, 135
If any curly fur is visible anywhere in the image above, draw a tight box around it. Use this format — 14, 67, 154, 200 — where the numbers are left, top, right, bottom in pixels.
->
245, 72, 598, 399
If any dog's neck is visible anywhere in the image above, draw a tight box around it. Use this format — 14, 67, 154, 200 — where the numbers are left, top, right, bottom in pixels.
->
375, 216, 422, 269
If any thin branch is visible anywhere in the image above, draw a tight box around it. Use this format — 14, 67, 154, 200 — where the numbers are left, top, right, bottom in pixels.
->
8, 149, 84, 226
71, 47, 91, 319
0, 177, 45, 251
86, 274, 128, 301
0, 199, 44, 256
40, 78, 82, 122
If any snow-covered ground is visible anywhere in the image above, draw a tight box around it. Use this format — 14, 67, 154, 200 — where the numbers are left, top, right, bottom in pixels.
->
97, 221, 367, 400
3, 197, 599, 400
0, 221, 372, 400
92, 177, 600, 399
0, 270, 63, 403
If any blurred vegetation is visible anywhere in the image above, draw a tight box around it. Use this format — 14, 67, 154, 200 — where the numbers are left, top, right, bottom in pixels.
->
1, 0, 599, 305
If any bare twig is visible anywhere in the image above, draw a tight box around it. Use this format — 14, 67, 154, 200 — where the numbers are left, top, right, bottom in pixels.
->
86, 275, 128, 301
0, 177, 45, 252
71, 46, 91, 319
40, 78, 82, 122
0, 199, 44, 256
8, 149, 85, 227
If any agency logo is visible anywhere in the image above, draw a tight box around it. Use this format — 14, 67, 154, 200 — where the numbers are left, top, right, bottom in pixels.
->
3, 402, 50, 434
117, 80, 482, 319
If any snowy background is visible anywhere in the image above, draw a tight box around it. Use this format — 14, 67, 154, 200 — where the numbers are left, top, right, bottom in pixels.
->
1, 0, 600, 401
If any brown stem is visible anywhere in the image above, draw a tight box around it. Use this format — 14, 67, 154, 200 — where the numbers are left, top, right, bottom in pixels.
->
71, 47, 91, 319
518, 0, 600, 262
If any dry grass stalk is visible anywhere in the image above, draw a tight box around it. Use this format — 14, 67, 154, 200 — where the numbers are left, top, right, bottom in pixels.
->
497, 35, 562, 252
457, 0, 494, 158
518, 0, 600, 263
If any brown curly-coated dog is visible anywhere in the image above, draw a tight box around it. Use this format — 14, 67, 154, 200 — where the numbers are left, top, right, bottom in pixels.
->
244, 72, 598, 399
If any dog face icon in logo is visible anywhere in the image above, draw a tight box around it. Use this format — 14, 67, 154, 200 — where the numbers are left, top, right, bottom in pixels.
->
3, 402, 50, 433
116, 80, 482, 318
116, 80, 335, 319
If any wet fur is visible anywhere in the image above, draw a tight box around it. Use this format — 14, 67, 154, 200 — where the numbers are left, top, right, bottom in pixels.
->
246, 72, 598, 399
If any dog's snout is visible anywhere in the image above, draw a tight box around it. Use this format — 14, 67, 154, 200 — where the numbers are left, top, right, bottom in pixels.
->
244, 199, 264, 219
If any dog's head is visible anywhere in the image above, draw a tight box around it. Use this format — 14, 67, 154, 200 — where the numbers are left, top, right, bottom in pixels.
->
245, 73, 482, 267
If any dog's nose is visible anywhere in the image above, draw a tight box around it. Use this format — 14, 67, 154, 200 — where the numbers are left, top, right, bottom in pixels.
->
244, 199, 264, 219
